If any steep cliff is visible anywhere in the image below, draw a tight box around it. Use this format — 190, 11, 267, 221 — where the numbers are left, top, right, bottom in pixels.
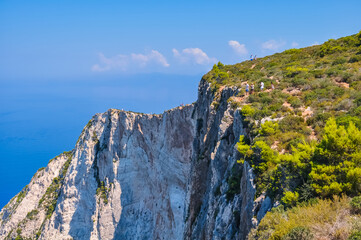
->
0, 79, 260, 240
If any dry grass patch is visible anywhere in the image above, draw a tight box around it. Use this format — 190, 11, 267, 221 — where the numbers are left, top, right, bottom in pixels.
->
249, 196, 361, 240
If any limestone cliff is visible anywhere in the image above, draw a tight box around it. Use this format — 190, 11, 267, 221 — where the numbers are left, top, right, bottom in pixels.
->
0, 79, 264, 240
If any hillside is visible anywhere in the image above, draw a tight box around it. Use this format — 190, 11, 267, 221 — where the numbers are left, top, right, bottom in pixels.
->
204, 31, 361, 239
1, 31, 361, 240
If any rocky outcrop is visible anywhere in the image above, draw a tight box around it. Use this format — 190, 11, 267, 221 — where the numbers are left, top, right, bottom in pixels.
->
0, 79, 267, 240
0, 152, 71, 239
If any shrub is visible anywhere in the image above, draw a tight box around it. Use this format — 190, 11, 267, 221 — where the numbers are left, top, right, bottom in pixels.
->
356, 31, 361, 46
16, 186, 29, 203
283, 226, 313, 240
26, 209, 39, 220
259, 94, 273, 104
253, 108, 272, 120
292, 77, 308, 88
357, 46, 361, 55
354, 106, 361, 116
336, 115, 361, 129
290, 97, 302, 108
319, 44, 344, 57
212, 64, 218, 71
333, 57, 347, 65
298, 184, 315, 202
311, 69, 324, 78
217, 61, 224, 68
226, 164, 242, 201
285, 66, 308, 77
218, 71, 229, 81
350, 196, 361, 214
279, 116, 306, 133
284, 49, 302, 55
349, 56, 361, 63
269, 103, 283, 112
96, 181, 109, 204
259, 121, 279, 136
236, 135, 253, 162
253, 141, 278, 166
282, 191, 300, 208
348, 230, 361, 240
241, 105, 255, 117
214, 185, 221, 196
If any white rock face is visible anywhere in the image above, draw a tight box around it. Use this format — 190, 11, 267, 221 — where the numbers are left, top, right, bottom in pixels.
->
41, 106, 195, 240
0, 153, 70, 239
0, 79, 266, 240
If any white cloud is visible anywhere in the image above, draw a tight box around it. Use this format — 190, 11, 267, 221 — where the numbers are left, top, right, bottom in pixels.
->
312, 42, 320, 46
172, 48, 217, 65
131, 50, 169, 67
228, 40, 248, 56
92, 50, 169, 72
291, 42, 299, 48
262, 40, 286, 51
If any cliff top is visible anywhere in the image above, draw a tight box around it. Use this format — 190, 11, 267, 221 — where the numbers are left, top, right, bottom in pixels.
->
204, 31, 361, 91
205, 31, 361, 142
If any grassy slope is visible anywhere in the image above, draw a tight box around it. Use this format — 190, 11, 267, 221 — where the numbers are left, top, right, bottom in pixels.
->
204, 32, 361, 239
204, 32, 361, 138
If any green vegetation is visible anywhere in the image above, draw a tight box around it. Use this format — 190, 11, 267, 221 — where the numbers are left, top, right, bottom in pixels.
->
204, 32, 361, 137
349, 230, 361, 240
14, 228, 25, 240
92, 131, 98, 142
282, 226, 313, 240
236, 135, 253, 163
215, 31, 361, 238
238, 117, 361, 204
26, 209, 39, 220
248, 196, 361, 240
224, 31, 361, 202
214, 185, 221, 197
310, 119, 361, 197
226, 164, 242, 201
16, 185, 29, 204
38, 151, 72, 219
96, 181, 109, 204
350, 196, 361, 214
281, 191, 299, 208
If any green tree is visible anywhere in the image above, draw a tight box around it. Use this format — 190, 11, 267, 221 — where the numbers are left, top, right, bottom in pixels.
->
236, 135, 253, 163
281, 191, 299, 208
311, 118, 361, 197
259, 121, 279, 136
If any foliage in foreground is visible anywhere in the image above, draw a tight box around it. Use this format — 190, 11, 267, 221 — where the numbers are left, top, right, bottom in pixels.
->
248, 196, 361, 240
237, 117, 361, 205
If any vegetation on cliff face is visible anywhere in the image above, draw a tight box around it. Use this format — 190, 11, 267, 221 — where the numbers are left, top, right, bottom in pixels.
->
38, 151, 72, 220
204, 31, 361, 238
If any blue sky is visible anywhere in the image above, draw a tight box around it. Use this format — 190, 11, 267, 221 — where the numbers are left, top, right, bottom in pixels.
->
1, 0, 361, 78
0, 0, 361, 207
